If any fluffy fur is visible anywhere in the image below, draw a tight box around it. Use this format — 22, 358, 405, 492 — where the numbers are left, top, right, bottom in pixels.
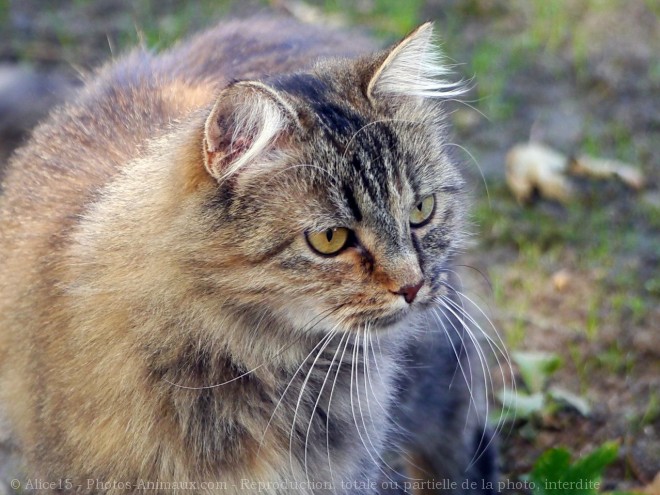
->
0, 17, 496, 494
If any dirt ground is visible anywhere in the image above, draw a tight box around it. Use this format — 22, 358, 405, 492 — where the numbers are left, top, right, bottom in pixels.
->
0, 1, 657, 493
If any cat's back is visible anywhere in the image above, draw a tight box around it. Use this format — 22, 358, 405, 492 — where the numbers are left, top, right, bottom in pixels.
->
0, 16, 373, 239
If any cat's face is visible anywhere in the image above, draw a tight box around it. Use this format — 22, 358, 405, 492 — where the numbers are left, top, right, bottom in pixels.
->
200, 23, 466, 334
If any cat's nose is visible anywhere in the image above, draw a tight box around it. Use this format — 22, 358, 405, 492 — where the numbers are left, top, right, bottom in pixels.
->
392, 280, 424, 304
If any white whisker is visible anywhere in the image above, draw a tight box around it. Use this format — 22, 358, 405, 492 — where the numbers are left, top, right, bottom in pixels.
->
350, 327, 404, 483
258, 327, 335, 456
440, 142, 490, 205
426, 308, 478, 417
361, 327, 416, 481
437, 291, 515, 467
289, 329, 339, 476
348, 327, 399, 487
303, 329, 348, 486
325, 328, 353, 490
165, 307, 338, 390
445, 288, 518, 435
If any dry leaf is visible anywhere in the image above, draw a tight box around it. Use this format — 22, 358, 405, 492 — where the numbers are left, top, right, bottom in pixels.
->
641, 471, 660, 495
570, 154, 645, 190
269, 0, 348, 27
505, 143, 574, 203
551, 269, 571, 291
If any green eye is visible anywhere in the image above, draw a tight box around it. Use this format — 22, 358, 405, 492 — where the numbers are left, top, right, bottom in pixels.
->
306, 227, 350, 255
410, 195, 435, 227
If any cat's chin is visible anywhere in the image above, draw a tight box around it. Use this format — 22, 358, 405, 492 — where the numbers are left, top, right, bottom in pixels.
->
281, 296, 435, 335
364, 311, 410, 330
352, 295, 443, 332
339, 307, 419, 333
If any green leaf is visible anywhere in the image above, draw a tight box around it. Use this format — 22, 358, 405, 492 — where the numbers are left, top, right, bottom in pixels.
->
531, 447, 572, 494
529, 442, 620, 495
497, 389, 545, 419
513, 351, 563, 394
549, 386, 591, 416
571, 441, 619, 482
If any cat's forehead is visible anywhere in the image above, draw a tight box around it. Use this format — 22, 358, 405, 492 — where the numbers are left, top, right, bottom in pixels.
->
267, 71, 459, 226
309, 108, 448, 194
300, 115, 441, 232
272, 72, 371, 134
273, 74, 421, 166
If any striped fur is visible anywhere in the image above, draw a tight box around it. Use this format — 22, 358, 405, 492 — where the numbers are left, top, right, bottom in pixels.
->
0, 17, 494, 495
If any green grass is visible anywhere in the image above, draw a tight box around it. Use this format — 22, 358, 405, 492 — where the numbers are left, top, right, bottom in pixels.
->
639, 391, 660, 428
473, 180, 651, 273
507, 307, 528, 349
525, 1, 574, 53
473, 178, 653, 399
316, 0, 424, 37
0, 0, 9, 24
470, 41, 515, 120
593, 343, 635, 376
585, 296, 601, 342
116, 1, 237, 51
581, 120, 640, 165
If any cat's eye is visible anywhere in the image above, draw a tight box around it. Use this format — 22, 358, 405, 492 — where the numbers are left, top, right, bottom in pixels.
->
410, 195, 435, 227
306, 227, 350, 255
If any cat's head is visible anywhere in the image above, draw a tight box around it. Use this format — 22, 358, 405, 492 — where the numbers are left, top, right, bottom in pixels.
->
197, 23, 467, 334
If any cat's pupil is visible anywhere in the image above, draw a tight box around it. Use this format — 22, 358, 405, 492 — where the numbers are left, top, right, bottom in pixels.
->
417, 203, 423, 211
325, 229, 333, 242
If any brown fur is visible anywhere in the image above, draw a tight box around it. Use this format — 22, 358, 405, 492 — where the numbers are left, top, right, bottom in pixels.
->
0, 16, 493, 495
0, 17, 382, 493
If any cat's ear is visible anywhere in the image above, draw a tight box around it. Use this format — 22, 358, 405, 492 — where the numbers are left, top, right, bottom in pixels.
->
203, 82, 296, 182
367, 22, 464, 102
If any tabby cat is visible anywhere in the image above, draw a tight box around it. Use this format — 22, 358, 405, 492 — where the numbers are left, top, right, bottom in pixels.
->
0, 16, 496, 494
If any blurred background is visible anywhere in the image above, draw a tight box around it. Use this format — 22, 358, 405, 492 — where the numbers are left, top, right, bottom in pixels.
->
0, 1, 657, 493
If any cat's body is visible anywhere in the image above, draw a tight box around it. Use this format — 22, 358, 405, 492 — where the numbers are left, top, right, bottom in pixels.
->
0, 17, 495, 494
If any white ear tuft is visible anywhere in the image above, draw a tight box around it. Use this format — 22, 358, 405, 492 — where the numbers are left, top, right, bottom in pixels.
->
367, 22, 466, 101
203, 82, 294, 183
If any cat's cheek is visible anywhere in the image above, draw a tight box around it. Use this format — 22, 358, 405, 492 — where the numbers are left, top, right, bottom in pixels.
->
303, 248, 371, 294
284, 305, 333, 333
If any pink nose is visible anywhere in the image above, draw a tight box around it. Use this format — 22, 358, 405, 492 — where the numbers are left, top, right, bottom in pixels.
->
392, 280, 424, 304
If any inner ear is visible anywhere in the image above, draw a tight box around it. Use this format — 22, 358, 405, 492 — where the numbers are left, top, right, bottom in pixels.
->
203, 81, 297, 183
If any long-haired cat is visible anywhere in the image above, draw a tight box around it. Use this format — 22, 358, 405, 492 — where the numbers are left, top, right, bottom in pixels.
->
0, 16, 497, 494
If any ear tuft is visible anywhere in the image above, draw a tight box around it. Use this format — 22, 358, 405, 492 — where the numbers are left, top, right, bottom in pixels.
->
367, 22, 466, 102
203, 82, 294, 183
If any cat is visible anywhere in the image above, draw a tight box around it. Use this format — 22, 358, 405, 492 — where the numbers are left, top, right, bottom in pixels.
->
0, 16, 497, 494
